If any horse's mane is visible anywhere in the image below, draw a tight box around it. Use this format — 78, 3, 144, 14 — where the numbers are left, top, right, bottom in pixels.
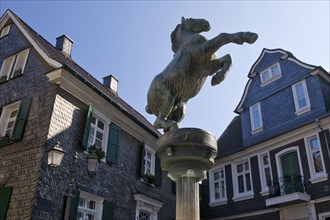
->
170, 24, 181, 53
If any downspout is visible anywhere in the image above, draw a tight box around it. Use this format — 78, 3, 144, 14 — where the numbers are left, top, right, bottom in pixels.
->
315, 119, 330, 161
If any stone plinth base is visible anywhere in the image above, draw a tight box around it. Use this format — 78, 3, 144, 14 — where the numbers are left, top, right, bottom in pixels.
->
157, 128, 217, 220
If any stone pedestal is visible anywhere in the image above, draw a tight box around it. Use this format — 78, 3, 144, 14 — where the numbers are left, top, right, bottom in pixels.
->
157, 128, 217, 220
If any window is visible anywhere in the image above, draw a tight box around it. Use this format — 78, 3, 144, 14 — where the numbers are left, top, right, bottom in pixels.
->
259, 153, 273, 195
209, 167, 227, 206
134, 194, 163, 220
0, 97, 32, 147
77, 192, 104, 220
88, 115, 106, 149
0, 25, 10, 38
232, 160, 254, 201
140, 144, 162, 186
0, 101, 19, 137
0, 49, 29, 82
305, 134, 327, 183
292, 80, 311, 115
260, 63, 282, 86
143, 145, 155, 176
249, 102, 263, 133
82, 105, 121, 165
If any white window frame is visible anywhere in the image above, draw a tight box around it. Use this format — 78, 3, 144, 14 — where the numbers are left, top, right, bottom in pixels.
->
77, 191, 104, 220
232, 159, 254, 202
304, 134, 327, 183
143, 144, 156, 176
249, 102, 263, 134
292, 80, 311, 115
134, 194, 163, 220
318, 212, 330, 220
0, 100, 20, 137
0, 25, 10, 38
0, 49, 30, 80
87, 109, 110, 160
209, 167, 227, 206
260, 63, 282, 86
258, 152, 273, 196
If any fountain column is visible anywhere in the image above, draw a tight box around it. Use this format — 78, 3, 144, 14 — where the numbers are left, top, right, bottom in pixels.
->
157, 128, 217, 220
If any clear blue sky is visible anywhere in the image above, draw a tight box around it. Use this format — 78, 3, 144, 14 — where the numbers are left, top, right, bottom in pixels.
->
1, 1, 329, 138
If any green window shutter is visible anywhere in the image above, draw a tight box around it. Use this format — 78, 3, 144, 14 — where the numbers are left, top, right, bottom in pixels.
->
155, 155, 162, 187
140, 144, 146, 177
102, 200, 115, 220
68, 189, 80, 220
81, 104, 93, 150
106, 123, 121, 164
11, 97, 32, 141
0, 186, 13, 220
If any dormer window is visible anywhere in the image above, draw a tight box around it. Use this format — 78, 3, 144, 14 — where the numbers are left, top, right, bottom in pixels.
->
0, 25, 10, 38
260, 63, 282, 86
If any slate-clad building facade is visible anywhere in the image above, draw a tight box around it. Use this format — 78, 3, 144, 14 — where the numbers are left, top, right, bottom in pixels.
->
202, 48, 330, 220
0, 10, 175, 220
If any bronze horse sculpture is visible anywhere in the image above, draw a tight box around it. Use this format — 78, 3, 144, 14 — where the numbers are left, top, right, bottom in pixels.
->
146, 17, 258, 132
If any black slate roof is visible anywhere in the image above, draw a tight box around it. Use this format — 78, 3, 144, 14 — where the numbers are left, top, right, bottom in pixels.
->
217, 116, 244, 158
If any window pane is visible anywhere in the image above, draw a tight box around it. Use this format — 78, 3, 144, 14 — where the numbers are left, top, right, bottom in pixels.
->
9, 110, 18, 118
88, 200, 96, 209
97, 120, 104, 130
271, 65, 280, 76
263, 155, 269, 165
237, 164, 243, 173
238, 175, 244, 193
261, 70, 270, 82
295, 83, 307, 108
79, 198, 85, 207
214, 172, 219, 180
309, 137, 319, 150
96, 131, 103, 140
244, 162, 249, 170
312, 151, 324, 173
94, 139, 102, 148
220, 170, 224, 178
245, 173, 251, 191
220, 181, 225, 198
265, 167, 271, 186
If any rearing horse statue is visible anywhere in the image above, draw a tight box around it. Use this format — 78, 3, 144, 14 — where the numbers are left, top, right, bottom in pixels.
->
146, 17, 258, 132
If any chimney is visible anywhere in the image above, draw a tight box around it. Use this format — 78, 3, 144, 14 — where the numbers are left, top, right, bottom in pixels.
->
55, 35, 74, 58
103, 75, 119, 94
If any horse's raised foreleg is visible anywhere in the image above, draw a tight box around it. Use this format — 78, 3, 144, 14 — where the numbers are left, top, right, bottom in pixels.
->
207, 54, 232, 86
203, 32, 258, 55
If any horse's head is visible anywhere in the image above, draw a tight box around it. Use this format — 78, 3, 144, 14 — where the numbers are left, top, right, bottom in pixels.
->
181, 17, 210, 33
171, 17, 211, 53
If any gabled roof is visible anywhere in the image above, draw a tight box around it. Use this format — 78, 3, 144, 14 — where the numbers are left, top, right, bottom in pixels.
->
234, 48, 325, 113
1, 9, 160, 137
217, 116, 244, 158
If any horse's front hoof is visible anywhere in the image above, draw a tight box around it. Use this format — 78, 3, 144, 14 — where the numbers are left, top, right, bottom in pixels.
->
246, 32, 258, 44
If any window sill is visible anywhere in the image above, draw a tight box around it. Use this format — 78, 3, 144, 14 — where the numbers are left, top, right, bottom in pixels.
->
209, 199, 228, 207
260, 189, 269, 196
295, 106, 311, 115
232, 192, 254, 202
260, 74, 281, 87
251, 127, 263, 135
309, 173, 328, 184
140, 178, 155, 187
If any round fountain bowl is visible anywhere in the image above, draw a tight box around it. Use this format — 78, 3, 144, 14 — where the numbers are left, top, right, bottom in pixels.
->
157, 128, 218, 182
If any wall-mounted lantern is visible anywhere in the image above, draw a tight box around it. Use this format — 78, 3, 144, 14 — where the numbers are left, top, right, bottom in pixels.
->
47, 141, 65, 168
86, 153, 98, 175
